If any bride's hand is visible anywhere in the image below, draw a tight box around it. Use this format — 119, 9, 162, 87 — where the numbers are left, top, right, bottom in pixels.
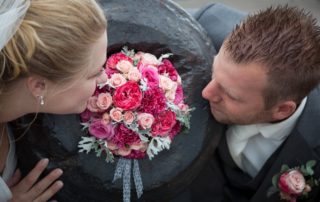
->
8, 158, 63, 202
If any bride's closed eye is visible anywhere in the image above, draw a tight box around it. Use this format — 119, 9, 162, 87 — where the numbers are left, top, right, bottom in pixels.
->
89, 68, 105, 79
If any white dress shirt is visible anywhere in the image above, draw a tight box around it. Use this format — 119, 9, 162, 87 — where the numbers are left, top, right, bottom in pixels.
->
226, 97, 307, 177
0, 126, 17, 202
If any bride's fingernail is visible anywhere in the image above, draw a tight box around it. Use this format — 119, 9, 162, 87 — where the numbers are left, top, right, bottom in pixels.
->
40, 158, 49, 166
55, 169, 63, 176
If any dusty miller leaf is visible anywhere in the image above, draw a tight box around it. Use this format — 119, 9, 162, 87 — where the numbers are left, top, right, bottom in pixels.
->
147, 136, 171, 160
78, 136, 96, 153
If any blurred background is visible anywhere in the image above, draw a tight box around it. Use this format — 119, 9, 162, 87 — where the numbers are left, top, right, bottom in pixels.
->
173, 0, 320, 22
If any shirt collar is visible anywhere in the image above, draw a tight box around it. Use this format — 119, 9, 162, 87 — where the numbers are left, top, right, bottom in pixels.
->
228, 97, 307, 141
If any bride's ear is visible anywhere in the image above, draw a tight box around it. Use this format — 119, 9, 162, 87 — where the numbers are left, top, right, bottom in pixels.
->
26, 76, 46, 98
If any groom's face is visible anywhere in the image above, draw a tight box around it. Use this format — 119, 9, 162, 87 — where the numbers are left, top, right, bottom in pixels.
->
202, 47, 274, 125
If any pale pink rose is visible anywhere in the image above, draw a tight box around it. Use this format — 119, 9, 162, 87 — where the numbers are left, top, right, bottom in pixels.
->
110, 108, 123, 122
116, 60, 134, 73
140, 53, 160, 66
96, 93, 113, 110
101, 113, 111, 125
178, 103, 189, 112
165, 82, 178, 102
127, 68, 142, 82
123, 111, 135, 125
109, 73, 126, 88
159, 75, 175, 91
137, 113, 154, 129
132, 51, 144, 61
116, 147, 131, 156
278, 170, 306, 195
130, 142, 148, 152
86, 96, 100, 112
106, 141, 118, 150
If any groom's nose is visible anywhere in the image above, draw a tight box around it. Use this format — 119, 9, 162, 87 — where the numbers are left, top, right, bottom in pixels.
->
202, 79, 222, 103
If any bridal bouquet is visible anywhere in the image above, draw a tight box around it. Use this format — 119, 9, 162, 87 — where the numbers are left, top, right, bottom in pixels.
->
78, 47, 192, 202
78, 47, 192, 162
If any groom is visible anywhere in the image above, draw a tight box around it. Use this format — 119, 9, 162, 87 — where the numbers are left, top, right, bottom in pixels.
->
176, 4, 320, 202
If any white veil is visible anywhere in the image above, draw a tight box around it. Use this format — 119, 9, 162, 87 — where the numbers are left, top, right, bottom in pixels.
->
0, 0, 30, 51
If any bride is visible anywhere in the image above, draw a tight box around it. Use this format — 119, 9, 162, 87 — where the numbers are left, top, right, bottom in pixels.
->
0, 0, 107, 201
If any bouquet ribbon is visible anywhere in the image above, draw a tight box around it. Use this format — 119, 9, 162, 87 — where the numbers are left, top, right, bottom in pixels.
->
113, 158, 143, 202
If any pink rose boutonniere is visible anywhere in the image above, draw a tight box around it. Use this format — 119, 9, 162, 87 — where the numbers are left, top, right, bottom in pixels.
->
268, 160, 319, 202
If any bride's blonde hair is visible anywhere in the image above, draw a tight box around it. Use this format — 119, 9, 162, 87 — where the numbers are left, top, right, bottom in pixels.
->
0, 0, 107, 95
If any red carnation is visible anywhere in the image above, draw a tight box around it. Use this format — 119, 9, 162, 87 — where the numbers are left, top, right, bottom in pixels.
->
158, 59, 178, 81
151, 110, 177, 137
139, 87, 166, 115
113, 81, 142, 110
125, 150, 146, 159
113, 124, 141, 148
168, 122, 181, 140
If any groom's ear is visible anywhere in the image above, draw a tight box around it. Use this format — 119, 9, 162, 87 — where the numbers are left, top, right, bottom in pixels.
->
26, 76, 46, 98
271, 100, 297, 121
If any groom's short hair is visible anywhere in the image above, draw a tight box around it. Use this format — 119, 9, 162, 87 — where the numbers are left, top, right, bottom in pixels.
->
224, 5, 320, 109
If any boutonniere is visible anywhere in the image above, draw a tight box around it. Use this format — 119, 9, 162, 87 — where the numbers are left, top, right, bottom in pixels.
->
268, 160, 319, 202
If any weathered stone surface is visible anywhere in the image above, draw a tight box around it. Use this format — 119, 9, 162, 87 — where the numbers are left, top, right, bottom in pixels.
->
12, 0, 222, 201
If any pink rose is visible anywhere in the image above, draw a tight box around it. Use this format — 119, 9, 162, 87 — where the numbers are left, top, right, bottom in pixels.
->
140, 53, 160, 66
151, 110, 177, 137
127, 68, 142, 82
116, 60, 134, 73
86, 96, 100, 112
113, 81, 142, 110
278, 170, 306, 195
106, 141, 118, 150
107, 52, 133, 69
139, 64, 159, 88
89, 119, 115, 140
116, 147, 131, 156
137, 113, 154, 129
109, 108, 123, 122
96, 93, 113, 110
109, 73, 126, 88
123, 111, 135, 125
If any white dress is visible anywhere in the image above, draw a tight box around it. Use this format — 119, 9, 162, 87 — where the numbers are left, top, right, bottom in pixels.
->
0, 126, 17, 202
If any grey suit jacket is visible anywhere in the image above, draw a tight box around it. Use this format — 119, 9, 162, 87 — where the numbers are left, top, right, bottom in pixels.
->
176, 4, 320, 202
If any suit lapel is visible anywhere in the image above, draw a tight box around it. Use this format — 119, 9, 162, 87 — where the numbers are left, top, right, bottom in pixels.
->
251, 86, 320, 201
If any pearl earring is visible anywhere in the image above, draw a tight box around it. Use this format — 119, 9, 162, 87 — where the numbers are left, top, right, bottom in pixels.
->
39, 95, 45, 106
